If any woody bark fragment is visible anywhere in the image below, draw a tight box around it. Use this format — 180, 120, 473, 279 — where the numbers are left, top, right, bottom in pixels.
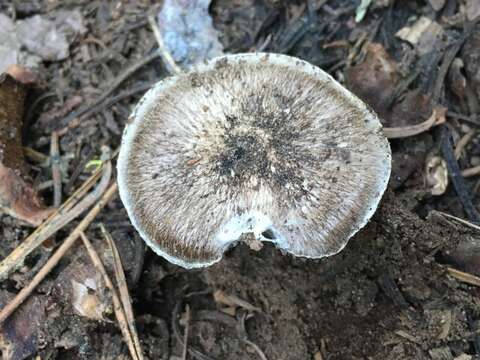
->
0, 73, 51, 226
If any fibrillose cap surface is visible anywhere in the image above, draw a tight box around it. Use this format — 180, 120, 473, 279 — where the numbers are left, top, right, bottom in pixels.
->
117, 52, 391, 268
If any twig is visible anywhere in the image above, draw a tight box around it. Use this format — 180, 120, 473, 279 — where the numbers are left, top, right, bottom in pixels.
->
433, 22, 476, 103
440, 126, 480, 223
383, 107, 446, 139
430, 210, 480, 232
447, 111, 480, 126
463, 165, 480, 178
64, 146, 95, 194
83, 81, 157, 120
0, 148, 111, 280
238, 313, 268, 360
182, 305, 191, 360
36, 180, 54, 191
56, 51, 160, 131
101, 225, 144, 360
172, 301, 216, 360
394, 330, 421, 345
213, 290, 261, 313
0, 182, 118, 324
148, 14, 182, 75
80, 231, 141, 360
455, 129, 476, 159
23, 147, 49, 163
243, 339, 268, 360
447, 267, 480, 287
346, 31, 368, 67
50, 131, 62, 207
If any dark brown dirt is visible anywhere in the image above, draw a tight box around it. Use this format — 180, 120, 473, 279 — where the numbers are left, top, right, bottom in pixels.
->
1, 0, 480, 359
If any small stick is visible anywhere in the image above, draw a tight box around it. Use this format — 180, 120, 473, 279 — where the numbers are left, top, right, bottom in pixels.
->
101, 225, 144, 360
80, 231, 140, 360
0, 182, 118, 324
430, 210, 480, 231
462, 165, 480, 178
23, 147, 49, 163
0, 150, 111, 280
36, 180, 54, 191
447, 267, 480, 287
244, 339, 268, 360
432, 23, 474, 104
147, 14, 182, 75
89, 81, 157, 115
455, 129, 476, 160
56, 51, 160, 131
182, 304, 191, 360
171, 302, 215, 360
440, 126, 480, 223
64, 147, 95, 194
238, 313, 268, 360
50, 131, 62, 207
447, 111, 480, 126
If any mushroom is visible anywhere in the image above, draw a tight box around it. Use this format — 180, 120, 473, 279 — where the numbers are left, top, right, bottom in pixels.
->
117, 53, 391, 268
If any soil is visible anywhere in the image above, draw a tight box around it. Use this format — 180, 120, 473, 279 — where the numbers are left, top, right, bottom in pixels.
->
1, 1, 480, 359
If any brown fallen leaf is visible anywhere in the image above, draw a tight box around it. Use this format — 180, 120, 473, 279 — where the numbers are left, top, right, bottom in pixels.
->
383, 106, 447, 139
0, 164, 52, 226
0, 291, 47, 360
346, 43, 442, 134
345, 43, 399, 119
425, 155, 448, 196
448, 58, 467, 100
0, 73, 52, 226
51, 235, 113, 322
5, 65, 38, 85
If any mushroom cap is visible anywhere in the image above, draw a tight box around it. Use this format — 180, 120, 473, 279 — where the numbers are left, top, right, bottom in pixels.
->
117, 53, 391, 268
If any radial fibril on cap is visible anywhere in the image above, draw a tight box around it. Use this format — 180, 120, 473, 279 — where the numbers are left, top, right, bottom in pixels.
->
117, 53, 391, 268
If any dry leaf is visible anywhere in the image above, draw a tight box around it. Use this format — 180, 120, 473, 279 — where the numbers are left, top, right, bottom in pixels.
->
71, 278, 108, 321
5, 65, 38, 85
425, 155, 448, 196
0, 73, 52, 225
396, 17, 432, 44
345, 43, 399, 118
396, 17, 444, 55
0, 164, 53, 225
448, 58, 467, 100
53, 246, 113, 323
0, 291, 47, 360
